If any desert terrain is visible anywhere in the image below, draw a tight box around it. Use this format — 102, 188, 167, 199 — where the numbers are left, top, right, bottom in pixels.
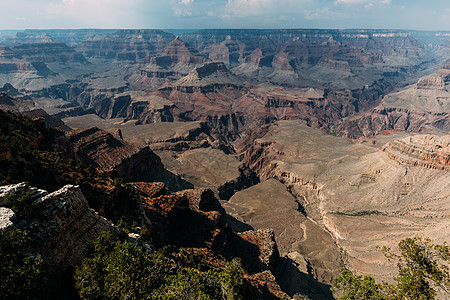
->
1, 28, 449, 298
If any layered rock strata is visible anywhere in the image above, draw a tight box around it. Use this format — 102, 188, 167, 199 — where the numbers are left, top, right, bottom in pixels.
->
0, 182, 115, 270
67, 127, 164, 181
239, 119, 450, 290
382, 135, 450, 170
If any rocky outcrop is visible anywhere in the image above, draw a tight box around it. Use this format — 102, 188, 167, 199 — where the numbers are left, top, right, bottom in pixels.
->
0, 182, 115, 270
67, 127, 164, 181
129, 37, 208, 89
131, 182, 168, 199
22, 109, 66, 129
96, 92, 175, 122
0, 83, 18, 95
148, 37, 207, 72
246, 270, 293, 300
0, 207, 15, 229
416, 76, 446, 90
112, 147, 164, 181
135, 181, 283, 275
13, 40, 87, 64
238, 229, 280, 273
382, 135, 450, 170
162, 61, 244, 92
67, 127, 135, 168
336, 107, 450, 139
174, 188, 221, 211
158, 37, 206, 64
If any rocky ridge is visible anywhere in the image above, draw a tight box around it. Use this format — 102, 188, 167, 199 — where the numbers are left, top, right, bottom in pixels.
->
129, 181, 291, 298
67, 127, 164, 181
335, 107, 450, 139
0, 29, 441, 146
336, 61, 450, 138
0, 182, 115, 270
382, 135, 450, 170
170, 61, 243, 88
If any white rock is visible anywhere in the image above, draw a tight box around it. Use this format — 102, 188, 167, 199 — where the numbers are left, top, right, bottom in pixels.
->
0, 207, 15, 229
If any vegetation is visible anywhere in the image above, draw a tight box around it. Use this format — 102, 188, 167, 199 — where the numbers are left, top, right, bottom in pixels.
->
333, 237, 450, 300
1, 191, 40, 219
334, 209, 385, 217
74, 231, 247, 300
0, 110, 107, 190
0, 110, 125, 218
0, 229, 46, 299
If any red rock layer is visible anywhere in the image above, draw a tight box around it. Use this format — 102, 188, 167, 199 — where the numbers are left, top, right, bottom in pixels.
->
382, 135, 450, 170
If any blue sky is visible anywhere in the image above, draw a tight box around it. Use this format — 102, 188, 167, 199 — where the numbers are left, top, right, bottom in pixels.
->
2, 0, 449, 30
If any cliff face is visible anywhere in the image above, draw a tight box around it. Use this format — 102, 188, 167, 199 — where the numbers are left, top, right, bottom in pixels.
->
95, 92, 175, 122
416, 76, 446, 90
67, 127, 164, 181
134, 181, 285, 288
77, 29, 175, 61
0, 183, 115, 270
177, 29, 429, 89
13, 41, 87, 63
237, 119, 450, 293
182, 29, 424, 60
382, 135, 450, 170
335, 61, 450, 138
336, 107, 450, 139
0, 29, 440, 146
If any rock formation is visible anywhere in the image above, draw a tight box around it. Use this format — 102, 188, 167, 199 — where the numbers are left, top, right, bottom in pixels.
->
238, 119, 450, 290
67, 127, 164, 181
382, 135, 450, 170
0, 28, 449, 299
0, 182, 115, 270
132, 180, 289, 292
13, 40, 87, 63
77, 29, 175, 61
168, 61, 243, 89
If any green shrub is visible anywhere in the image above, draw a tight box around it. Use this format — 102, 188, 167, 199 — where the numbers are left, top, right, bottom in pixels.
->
333, 237, 450, 300
1, 192, 39, 219
74, 232, 247, 300
333, 269, 387, 300
0, 229, 46, 299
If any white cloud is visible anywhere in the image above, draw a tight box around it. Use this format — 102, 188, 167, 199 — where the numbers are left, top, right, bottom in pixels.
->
173, 7, 193, 16
305, 7, 344, 20
224, 0, 274, 17
172, 0, 194, 16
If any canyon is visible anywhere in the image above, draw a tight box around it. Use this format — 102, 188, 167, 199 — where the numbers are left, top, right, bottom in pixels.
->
0, 28, 449, 299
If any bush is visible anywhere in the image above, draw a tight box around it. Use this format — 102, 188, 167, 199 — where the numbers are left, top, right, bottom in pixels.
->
0, 229, 46, 299
333, 237, 450, 300
1, 191, 39, 219
74, 231, 247, 300
333, 269, 387, 300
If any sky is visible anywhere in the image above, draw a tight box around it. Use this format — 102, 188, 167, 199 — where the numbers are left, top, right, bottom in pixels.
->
1, 0, 449, 31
